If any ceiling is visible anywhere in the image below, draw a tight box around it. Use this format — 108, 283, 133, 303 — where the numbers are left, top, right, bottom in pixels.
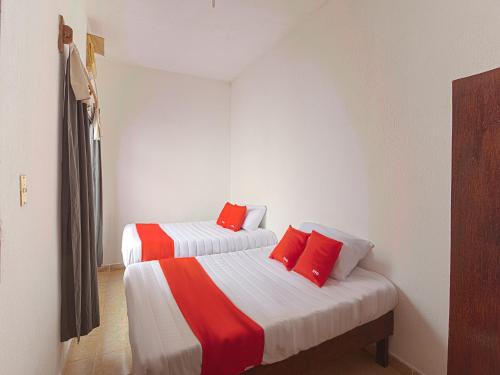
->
86, 0, 327, 81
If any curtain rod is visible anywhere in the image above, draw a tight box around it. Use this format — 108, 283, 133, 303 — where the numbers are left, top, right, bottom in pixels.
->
58, 15, 73, 53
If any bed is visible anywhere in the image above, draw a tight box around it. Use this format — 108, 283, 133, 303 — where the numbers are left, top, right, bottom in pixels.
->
121, 220, 278, 266
124, 245, 398, 375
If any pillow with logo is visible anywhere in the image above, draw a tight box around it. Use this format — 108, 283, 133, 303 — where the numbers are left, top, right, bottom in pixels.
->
298, 222, 374, 280
224, 204, 247, 232
216, 202, 234, 227
293, 230, 343, 287
269, 226, 310, 270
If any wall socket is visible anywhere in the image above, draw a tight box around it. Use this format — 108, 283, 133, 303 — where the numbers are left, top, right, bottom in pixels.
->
19, 175, 27, 206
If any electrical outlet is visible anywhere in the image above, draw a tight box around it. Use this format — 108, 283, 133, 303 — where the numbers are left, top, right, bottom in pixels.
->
20, 175, 27, 206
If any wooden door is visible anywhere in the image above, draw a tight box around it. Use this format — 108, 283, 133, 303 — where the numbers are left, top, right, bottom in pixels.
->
448, 68, 500, 374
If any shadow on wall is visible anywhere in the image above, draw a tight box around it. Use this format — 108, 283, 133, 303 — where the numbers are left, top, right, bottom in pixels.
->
362, 248, 447, 374
391, 288, 448, 374
362, 250, 389, 274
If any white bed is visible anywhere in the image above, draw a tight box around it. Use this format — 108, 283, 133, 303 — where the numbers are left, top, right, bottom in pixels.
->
121, 220, 278, 266
124, 246, 398, 375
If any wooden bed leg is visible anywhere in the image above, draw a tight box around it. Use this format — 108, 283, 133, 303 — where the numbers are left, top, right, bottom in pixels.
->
375, 337, 389, 367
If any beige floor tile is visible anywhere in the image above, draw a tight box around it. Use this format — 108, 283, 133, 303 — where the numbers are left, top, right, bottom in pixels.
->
93, 350, 132, 375
390, 356, 413, 375
101, 295, 125, 305
96, 329, 130, 355
87, 325, 103, 339
101, 282, 124, 292
97, 272, 110, 285
108, 270, 125, 281
64, 358, 95, 375
102, 298, 127, 313
326, 351, 402, 375
101, 311, 128, 326
67, 336, 99, 362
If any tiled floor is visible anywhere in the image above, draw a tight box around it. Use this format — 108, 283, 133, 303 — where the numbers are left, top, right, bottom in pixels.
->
64, 270, 131, 375
64, 269, 408, 375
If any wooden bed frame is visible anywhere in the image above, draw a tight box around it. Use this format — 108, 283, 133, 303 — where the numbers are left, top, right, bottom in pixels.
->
246, 311, 394, 374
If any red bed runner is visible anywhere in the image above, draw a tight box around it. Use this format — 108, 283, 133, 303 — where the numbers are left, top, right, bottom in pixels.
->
159, 257, 264, 375
136, 224, 174, 262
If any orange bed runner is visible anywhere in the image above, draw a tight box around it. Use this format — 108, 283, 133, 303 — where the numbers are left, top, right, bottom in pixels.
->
136, 224, 174, 262
159, 257, 264, 375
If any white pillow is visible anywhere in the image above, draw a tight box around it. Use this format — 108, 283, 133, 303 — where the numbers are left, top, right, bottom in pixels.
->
299, 222, 374, 280
242, 205, 267, 231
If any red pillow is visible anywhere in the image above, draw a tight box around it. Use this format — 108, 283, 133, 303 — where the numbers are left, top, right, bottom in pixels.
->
224, 204, 247, 231
216, 202, 233, 227
293, 230, 343, 287
269, 226, 310, 270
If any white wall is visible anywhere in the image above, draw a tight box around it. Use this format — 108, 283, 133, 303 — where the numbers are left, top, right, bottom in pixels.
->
230, 1, 500, 374
0, 0, 86, 374
97, 59, 231, 265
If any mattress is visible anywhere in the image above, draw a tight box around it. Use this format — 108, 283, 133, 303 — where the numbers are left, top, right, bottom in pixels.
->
124, 246, 398, 375
121, 220, 278, 266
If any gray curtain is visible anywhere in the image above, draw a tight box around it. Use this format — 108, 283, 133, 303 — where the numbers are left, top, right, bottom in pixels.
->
90, 126, 103, 266
60, 54, 100, 341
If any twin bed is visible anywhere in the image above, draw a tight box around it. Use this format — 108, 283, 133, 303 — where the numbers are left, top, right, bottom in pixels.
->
125, 246, 397, 374
121, 220, 278, 266
121, 215, 398, 375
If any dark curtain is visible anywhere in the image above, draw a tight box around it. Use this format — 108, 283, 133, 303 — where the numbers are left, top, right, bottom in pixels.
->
60, 54, 100, 341
91, 125, 103, 266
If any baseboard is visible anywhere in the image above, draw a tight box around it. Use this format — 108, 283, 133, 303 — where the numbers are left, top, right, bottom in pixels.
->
58, 339, 72, 375
365, 344, 425, 375
390, 351, 426, 375
98, 263, 125, 272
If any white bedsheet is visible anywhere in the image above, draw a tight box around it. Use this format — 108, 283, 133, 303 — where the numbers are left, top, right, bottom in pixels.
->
121, 220, 278, 266
124, 246, 398, 375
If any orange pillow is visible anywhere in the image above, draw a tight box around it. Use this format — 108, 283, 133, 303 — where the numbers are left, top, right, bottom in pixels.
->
216, 202, 234, 227
269, 226, 310, 270
293, 230, 343, 287
224, 204, 247, 231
